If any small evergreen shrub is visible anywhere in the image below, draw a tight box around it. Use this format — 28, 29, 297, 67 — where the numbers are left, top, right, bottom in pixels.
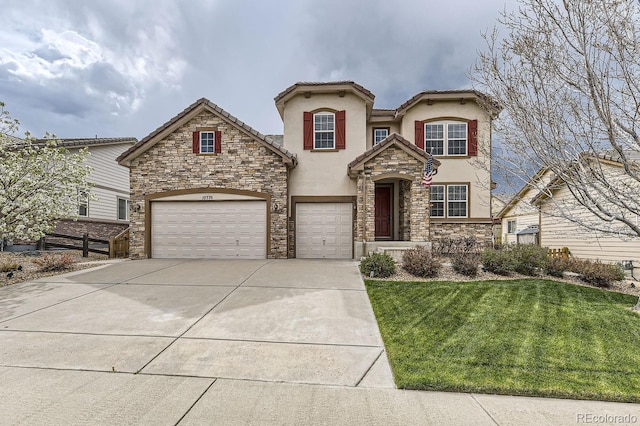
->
452, 253, 480, 277
360, 252, 396, 278
34, 252, 76, 272
511, 244, 548, 276
0, 260, 20, 273
573, 259, 625, 288
481, 248, 516, 275
402, 245, 441, 278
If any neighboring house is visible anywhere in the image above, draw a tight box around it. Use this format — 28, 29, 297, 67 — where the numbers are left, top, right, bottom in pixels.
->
491, 194, 507, 244
498, 169, 553, 245
117, 81, 499, 259
531, 156, 640, 273
52, 138, 137, 239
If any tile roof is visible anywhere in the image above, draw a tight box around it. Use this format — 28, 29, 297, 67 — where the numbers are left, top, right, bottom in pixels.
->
41, 137, 137, 148
274, 81, 375, 103
118, 98, 296, 166
396, 89, 501, 116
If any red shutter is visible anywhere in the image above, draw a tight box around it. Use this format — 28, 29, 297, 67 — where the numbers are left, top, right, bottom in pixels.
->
335, 110, 346, 150
192, 131, 200, 153
468, 119, 478, 156
214, 130, 222, 154
303, 112, 313, 150
415, 121, 424, 150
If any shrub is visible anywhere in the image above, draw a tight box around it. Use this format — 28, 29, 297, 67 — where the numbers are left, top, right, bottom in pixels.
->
33, 252, 76, 272
402, 245, 441, 278
433, 235, 484, 258
510, 244, 548, 276
360, 252, 396, 278
481, 248, 516, 275
573, 259, 625, 288
452, 253, 480, 277
0, 260, 20, 273
545, 256, 572, 278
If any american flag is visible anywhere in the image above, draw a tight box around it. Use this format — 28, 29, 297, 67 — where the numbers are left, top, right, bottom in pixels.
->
422, 154, 434, 187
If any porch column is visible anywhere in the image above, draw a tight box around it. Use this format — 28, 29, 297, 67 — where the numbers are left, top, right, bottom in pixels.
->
409, 178, 430, 241
365, 171, 376, 241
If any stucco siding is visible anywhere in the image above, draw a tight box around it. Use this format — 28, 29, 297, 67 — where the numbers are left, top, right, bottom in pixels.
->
282, 93, 366, 200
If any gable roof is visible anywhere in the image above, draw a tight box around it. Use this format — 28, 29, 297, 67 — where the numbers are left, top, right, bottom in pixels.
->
395, 89, 501, 118
347, 133, 441, 177
117, 98, 297, 167
497, 168, 550, 218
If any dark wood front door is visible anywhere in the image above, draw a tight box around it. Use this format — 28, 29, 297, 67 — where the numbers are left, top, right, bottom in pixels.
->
375, 186, 392, 238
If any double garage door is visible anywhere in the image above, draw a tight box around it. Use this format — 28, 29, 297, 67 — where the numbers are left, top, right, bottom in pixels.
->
151, 200, 266, 259
296, 203, 352, 259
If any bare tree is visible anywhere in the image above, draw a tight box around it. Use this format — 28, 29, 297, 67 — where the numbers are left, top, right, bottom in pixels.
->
473, 0, 640, 237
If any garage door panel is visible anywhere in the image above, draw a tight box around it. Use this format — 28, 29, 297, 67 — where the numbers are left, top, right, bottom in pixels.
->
296, 203, 352, 259
152, 200, 266, 259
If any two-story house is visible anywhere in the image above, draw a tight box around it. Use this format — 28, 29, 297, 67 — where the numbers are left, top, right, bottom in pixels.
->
117, 81, 498, 259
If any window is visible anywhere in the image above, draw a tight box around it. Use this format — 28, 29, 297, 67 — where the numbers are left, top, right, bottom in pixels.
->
78, 191, 89, 217
429, 184, 469, 218
448, 185, 468, 217
430, 185, 445, 217
424, 121, 468, 156
200, 132, 215, 153
373, 128, 389, 145
118, 198, 130, 221
507, 220, 517, 234
314, 112, 335, 149
192, 130, 221, 154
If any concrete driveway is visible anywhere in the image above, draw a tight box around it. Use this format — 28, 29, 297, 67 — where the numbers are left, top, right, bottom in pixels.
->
1, 259, 639, 425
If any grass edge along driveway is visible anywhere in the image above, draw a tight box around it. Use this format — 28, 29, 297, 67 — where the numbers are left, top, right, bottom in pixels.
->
365, 279, 640, 403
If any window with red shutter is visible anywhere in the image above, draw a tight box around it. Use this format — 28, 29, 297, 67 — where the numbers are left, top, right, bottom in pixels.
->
415, 121, 425, 150
192, 131, 200, 153
303, 112, 313, 150
468, 119, 478, 156
215, 130, 222, 154
335, 110, 346, 150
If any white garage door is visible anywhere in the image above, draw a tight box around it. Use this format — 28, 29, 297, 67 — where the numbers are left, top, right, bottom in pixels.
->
296, 203, 352, 259
151, 200, 267, 259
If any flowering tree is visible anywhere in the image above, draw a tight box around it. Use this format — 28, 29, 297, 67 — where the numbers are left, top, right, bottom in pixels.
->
0, 102, 91, 243
473, 0, 640, 237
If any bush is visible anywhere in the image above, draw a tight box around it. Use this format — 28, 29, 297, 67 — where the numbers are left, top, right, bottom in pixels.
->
433, 235, 484, 257
402, 245, 441, 278
360, 252, 396, 278
545, 256, 572, 277
510, 244, 548, 276
573, 259, 625, 288
1, 260, 20, 273
452, 253, 480, 277
481, 248, 516, 275
33, 252, 76, 272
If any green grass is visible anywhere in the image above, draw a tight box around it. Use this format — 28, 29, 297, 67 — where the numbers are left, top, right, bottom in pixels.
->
365, 279, 640, 402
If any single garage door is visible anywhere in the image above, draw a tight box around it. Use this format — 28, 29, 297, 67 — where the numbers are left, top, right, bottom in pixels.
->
296, 203, 352, 259
151, 200, 267, 259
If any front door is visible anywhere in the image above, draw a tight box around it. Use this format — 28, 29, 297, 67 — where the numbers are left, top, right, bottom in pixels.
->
375, 186, 392, 239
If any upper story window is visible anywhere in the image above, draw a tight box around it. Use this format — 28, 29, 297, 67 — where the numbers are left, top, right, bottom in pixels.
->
303, 110, 346, 150
192, 130, 221, 154
416, 119, 477, 156
200, 132, 215, 153
373, 128, 389, 145
424, 121, 467, 156
507, 220, 517, 234
430, 184, 469, 218
314, 112, 335, 149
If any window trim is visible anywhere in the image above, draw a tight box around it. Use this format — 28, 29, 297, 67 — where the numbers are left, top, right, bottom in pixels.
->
313, 111, 336, 150
199, 131, 215, 154
429, 183, 469, 218
117, 197, 130, 221
507, 219, 517, 234
373, 127, 390, 145
78, 191, 89, 217
424, 120, 468, 157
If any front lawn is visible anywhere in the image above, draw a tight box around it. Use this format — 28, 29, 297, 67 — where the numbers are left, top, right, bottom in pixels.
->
365, 279, 640, 402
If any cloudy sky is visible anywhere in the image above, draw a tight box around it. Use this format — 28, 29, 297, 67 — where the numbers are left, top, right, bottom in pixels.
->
0, 0, 515, 140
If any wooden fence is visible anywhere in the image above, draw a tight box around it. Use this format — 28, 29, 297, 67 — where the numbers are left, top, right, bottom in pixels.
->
39, 228, 130, 258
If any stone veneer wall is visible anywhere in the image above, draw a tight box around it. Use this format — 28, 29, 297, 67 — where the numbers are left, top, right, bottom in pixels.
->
53, 219, 129, 239
430, 222, 493, 246
128, 110, 289, 259
356, 145, 429, 242
399, 180, 411, 241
